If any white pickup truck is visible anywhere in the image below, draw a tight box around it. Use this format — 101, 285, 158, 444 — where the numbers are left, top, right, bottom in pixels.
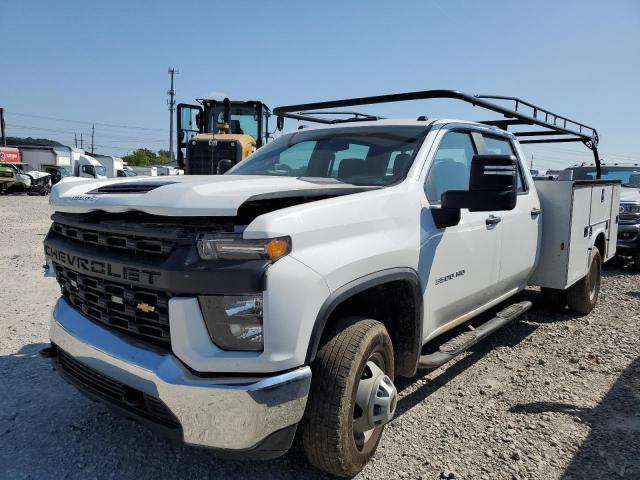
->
42, 91, 619, 477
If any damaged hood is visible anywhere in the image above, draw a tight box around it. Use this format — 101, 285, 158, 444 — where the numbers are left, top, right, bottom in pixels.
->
49, 175, 376, 216
27, 170, 51, 180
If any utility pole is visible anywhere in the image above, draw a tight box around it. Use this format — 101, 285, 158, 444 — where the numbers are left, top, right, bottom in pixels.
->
80, 133, 83, 149
167, 67, 179, 163
530, 154, 533, 170
91, 124, 95, 154
75, 133, 78, 148
0, 108, 6, 147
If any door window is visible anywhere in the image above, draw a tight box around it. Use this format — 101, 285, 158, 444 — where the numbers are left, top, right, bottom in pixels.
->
425, 131, 476, 203
483, 135, 527, 192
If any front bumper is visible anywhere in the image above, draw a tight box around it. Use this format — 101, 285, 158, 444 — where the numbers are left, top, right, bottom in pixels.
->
616, 223, 640, 255
50, 298, 311, 457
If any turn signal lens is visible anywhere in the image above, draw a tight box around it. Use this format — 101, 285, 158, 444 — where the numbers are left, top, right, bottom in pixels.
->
265, 239, 290, 260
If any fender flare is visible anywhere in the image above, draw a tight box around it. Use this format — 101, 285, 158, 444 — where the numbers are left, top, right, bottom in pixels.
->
305, 267, 423, 376
591, 227, 608, 257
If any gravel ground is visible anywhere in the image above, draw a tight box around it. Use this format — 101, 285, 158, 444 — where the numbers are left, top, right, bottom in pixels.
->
0, 195, 638, 480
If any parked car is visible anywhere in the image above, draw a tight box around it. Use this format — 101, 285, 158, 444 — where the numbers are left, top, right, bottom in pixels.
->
0, 162, 51, 194
42, 165, 72, 185
560, 164, 640, 269
0, 164, 16, 193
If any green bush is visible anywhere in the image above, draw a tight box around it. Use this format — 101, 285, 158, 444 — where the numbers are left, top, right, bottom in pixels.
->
122, 149, 170, 166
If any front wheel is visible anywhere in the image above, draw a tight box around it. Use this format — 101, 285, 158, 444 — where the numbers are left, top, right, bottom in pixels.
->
302, 318, 397, 477
567, 247, 602, 314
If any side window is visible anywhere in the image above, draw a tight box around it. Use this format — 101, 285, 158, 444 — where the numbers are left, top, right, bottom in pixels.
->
81, 165, 91, 174
483, 135, 527, 193
425, 131, 476, 203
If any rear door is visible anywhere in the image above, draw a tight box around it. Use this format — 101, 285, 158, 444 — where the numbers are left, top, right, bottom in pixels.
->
176, 104, 203, 169
480, 134, 540, 293
420, 128, 502, 339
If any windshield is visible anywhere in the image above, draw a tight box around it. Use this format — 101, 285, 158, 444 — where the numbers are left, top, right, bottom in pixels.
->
209, 105, 259, 139
59, 167, 71, 177
95, 165, 107, 177
571, 167, 640, 187
18, 164, 33, 173
227, 126, 428, 186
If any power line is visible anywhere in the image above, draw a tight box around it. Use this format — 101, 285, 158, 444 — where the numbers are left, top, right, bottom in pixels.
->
6, 124, 166, 142
5, 111, 168, 133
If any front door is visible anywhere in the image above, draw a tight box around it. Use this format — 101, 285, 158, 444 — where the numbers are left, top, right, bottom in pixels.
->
419, 129, 502, 341
479, 134, 539, 293
176, 103, 203, 169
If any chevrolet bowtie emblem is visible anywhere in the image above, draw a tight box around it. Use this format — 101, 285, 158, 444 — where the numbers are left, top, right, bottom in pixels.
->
136, 303, 155, 313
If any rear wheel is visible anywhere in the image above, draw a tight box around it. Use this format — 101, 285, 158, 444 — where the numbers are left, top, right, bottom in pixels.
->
302, 318, 396, 477
567, 247, 602, 314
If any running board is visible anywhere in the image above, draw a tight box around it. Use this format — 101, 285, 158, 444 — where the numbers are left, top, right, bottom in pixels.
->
417, 300, 532, 369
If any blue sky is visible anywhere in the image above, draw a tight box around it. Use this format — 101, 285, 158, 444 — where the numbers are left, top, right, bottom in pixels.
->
1, 0, 638, 171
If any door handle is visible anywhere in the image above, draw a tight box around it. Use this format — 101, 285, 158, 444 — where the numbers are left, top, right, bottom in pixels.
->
531, 207, 542, 217
485, 215, 501, 226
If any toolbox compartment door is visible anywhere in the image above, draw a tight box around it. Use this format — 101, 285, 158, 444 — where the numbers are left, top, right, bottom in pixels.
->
566, 186, 592, 288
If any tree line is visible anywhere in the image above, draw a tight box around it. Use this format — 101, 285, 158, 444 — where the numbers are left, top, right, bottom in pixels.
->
122, 149, 171, 166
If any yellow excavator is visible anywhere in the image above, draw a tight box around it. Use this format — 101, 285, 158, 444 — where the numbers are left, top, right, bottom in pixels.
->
177, 98, 274, 175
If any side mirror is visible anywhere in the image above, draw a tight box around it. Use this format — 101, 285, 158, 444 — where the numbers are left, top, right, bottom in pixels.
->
217, 159, 234, 174
276, 116, 284, 131
441, 154, 517, 212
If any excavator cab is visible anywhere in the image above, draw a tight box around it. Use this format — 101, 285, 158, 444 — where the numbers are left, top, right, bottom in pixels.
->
177, 98, 271, 175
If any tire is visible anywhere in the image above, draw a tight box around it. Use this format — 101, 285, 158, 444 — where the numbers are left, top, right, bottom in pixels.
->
567, 247, 602, 314
302, 318, 396, 477
539, 287, 567, 311
632, 253, 640, 272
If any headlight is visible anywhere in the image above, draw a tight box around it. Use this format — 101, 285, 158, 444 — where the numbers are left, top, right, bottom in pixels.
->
199, 294, 263, 351
620, 203, 640, 214
197, 234, 291, 261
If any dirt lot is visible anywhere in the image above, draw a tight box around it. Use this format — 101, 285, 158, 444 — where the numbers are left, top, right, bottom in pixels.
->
0, 195, 638, 480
